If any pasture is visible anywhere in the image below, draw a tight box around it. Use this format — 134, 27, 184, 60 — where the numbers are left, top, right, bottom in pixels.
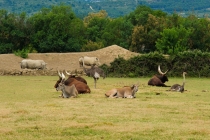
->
0, 76, 210, 140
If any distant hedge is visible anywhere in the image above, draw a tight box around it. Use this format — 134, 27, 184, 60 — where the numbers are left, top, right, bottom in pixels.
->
102, 50, 210, 77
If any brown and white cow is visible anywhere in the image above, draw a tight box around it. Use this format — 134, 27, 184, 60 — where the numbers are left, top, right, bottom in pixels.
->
54, 71, 91, 94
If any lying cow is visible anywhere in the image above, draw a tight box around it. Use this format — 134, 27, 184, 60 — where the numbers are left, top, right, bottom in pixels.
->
20, 59, 47, 70
105, 84, 139, 98
148, 65, 169, 87
79, 56, 101, 67
55, 71, 91, 94
57, 83, 78, 98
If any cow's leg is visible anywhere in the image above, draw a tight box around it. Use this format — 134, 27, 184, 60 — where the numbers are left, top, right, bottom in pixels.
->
109, 92, 118, 98
59, 93, 64, 98
126, 95, 134, 98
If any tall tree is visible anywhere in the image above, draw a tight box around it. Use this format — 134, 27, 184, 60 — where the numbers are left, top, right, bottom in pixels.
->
101, 17, 133, 49
183, 15, 210, 51
131, 14, 167, 52
0, 10, 31, 54
156, 26, 191, 54
29, 4, 85, 52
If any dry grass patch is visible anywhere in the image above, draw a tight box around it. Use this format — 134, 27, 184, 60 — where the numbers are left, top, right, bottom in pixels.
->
0, 76, 210, 139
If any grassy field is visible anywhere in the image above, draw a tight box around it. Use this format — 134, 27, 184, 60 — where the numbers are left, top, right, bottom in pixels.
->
0, 76, 210, 140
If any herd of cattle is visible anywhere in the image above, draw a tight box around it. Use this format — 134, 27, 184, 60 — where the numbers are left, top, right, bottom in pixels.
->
20, 56, 187, 98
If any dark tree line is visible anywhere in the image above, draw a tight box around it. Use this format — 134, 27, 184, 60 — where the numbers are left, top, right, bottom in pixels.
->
1, 4, 210, 56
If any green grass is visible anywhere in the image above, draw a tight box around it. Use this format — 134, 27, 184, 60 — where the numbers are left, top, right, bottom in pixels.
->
0, 76, 210, 140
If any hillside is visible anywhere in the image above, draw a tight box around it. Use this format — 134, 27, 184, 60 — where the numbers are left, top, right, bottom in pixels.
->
0, 45, 139, 75
0, 0, 210, 18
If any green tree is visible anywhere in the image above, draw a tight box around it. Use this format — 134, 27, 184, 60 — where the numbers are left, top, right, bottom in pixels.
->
0, 10, 31, 54
131, 14, 167, 52
156, 26, 191, 54
101, 17, 133, 49
29, 4, 85, 52
84, 11, 110, 50
183, 15, 210, 51
127, 5, 167, 26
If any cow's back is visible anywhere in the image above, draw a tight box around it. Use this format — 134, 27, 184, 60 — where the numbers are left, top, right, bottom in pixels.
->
66, 78, 91, 94
105, 88, 117, 97
21, 59, 46, 69
117, 87, 132, 97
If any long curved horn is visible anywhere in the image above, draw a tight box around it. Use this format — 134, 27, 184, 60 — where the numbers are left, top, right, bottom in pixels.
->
158, 65, 168, 75
57, 70, 62, 78
65, 70, 71, 75
61, 72, 65, 80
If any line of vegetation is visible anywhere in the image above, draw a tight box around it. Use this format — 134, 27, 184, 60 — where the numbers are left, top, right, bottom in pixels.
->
1, 4, 210, 57
102, 50, 210, 78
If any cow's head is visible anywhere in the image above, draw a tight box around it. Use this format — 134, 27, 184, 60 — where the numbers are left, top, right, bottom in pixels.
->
131, 83, 139, 98
55, 71, 66, 91
157, 65, 168, 83
95, 57, 101, 66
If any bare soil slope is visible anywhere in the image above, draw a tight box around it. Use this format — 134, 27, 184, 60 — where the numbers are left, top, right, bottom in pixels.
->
0, 45, 139, 72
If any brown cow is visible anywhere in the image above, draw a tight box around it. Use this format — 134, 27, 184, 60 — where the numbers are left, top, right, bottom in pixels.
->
54, 70, 87, 88
105, 84, 139, 98
55, 71, 91, 94
148, 65, 169, 87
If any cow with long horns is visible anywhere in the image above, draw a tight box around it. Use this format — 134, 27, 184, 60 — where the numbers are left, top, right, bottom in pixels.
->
148, 65, 169, 87
54, 71, 91, 94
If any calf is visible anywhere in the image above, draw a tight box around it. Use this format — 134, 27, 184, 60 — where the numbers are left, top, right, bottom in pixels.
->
105, 84, 139, 98
57, 84, 78, 98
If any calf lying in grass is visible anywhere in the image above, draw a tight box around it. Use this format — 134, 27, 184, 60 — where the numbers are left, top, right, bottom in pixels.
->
57, 83, 78, 98
105, 84, 139, 98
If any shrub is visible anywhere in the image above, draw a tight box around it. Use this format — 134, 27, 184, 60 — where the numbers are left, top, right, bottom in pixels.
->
14, 49, 29, 58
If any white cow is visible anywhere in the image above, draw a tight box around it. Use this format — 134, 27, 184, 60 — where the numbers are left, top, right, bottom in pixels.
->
79, 56, 101, 67
20, 59, 47, 70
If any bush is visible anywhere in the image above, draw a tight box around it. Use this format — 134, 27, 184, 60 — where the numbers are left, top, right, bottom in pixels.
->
14, 49, 29, 58
106, 50, 210, 77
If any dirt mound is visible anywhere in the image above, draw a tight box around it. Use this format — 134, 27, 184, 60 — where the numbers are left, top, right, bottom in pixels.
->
0, 45, 139, 75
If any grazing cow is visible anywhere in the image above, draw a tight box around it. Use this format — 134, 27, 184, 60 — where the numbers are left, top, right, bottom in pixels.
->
55, 71, 91, 94
57, 83, 78, 98
79, 56, 101, 67
105, 84, 139, 98
148, 65, 169, 87
20, 59, 47, 70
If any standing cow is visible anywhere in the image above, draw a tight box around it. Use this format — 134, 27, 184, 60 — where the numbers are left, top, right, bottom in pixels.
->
148, 65, 169, 87
20, 59, 47, 70
79, 56, 101, 67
